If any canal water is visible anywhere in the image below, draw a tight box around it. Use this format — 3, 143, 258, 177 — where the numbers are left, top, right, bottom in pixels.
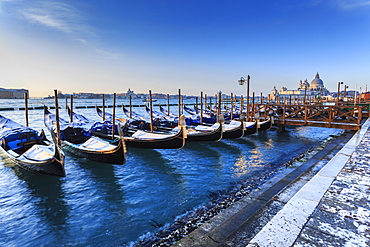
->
0, 98, 343, 246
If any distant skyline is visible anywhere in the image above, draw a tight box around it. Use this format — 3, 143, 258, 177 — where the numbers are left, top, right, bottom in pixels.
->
1, 0, 370, 97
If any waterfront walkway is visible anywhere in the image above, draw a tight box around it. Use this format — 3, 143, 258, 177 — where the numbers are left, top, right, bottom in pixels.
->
174, 118, 370, 247
246, 118, 370, 246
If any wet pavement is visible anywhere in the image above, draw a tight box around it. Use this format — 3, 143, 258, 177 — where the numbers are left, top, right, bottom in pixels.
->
172, 118, 370, 247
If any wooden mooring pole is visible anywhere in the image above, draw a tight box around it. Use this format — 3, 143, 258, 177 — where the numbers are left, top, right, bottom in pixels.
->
24, 92, 29, 127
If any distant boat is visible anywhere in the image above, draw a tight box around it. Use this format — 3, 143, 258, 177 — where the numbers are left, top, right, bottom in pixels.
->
142, 98, 157, 102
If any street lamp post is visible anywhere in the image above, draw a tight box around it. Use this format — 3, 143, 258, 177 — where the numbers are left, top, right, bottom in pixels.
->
238, 75, 250, 119
337, 82, 343, 105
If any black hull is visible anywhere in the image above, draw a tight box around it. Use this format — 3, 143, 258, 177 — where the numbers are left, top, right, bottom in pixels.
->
258, 118, 272, 131
244, 122, 258, 136
125, 136, 184, 149
223, 122, 244, 139
62, 138, 126, 164
187, 124, 223, 142
1, 147, 65, 177
93, 128, 185, 149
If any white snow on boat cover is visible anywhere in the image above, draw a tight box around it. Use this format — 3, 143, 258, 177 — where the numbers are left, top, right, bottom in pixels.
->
130, 128, 179, 140
18, 144, 55, 162
244, 122, 255, 128
224, 120, 241, 131
80, 136, 117, 151
194, 123, 219, 131
260, 118, 270, 124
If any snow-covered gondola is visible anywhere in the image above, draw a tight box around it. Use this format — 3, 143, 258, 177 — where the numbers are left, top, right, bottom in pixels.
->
148, 105, 223, 141
186, 123, 223, 142
44, 107, 126, 164
244, 121, 258, 135
223, 120, 244, 139
257, 117, 272, 131
93, 106, 186, 149
0, 115, 65, 176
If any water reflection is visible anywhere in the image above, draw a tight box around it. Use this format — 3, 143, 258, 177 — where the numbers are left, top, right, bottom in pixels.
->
127, 148, 186, 186
0, 155, 67, 245
231, 155, 249, 177
60, 156, 130, 245
75, 157, 126, 208
16, 169, 67, 231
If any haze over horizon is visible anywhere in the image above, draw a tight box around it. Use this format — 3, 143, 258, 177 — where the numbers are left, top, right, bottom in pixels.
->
1, 0, 370, 98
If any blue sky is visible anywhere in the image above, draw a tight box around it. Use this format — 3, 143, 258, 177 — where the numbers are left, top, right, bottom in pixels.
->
1, 0, 370, 97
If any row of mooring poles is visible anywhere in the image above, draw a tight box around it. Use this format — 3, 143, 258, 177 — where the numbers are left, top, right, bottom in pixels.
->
47, 87, 276, 146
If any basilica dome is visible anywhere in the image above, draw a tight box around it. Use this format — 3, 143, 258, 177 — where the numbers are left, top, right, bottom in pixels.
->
310, 72, 324, 89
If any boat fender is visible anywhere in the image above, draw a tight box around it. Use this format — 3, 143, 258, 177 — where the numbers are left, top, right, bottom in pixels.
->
218, 114, 225, 124
179, 115, 187, 139
239, 113, 245, 122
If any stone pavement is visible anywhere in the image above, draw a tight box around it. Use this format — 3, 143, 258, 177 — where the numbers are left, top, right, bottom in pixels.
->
247, 118, 370, 247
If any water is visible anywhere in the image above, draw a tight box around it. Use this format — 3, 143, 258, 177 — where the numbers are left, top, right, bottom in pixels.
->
0, 98, 343, 246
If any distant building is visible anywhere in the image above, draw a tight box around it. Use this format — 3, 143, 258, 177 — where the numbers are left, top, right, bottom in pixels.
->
74, 92, 102, 99
268, 72, 330, 101
0, 88, 29, 99
117, 88, 140, 99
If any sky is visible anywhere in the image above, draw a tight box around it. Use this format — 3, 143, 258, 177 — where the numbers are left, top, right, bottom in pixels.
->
1, 0, 370, 98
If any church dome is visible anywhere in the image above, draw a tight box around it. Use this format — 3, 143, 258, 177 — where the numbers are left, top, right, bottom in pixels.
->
310, 72, 324, 89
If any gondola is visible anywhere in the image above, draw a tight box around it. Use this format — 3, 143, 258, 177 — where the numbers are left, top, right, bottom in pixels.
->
159, 105, 244, 139
222, 120, 244, 139
44, 107, 126, 164
0, 115, 65, 176
186, 123, 223, 142
143, 104, 179, 127
75, 107, 186, 149
94, 106, 186, 148
159, 104, 217, 126
97, 105, 173, 130
181, 105, 216, 124
124, 105, 222, 142
244, 121, 258, 135
121, 105, 147, 122
206, 105, 240, 121
183, 105, 197, 115
99, 127, 186, 149
147, 105, 223, 141
147, 104, 199, 126
119, 105, 176, 129
257, 117, 272, 131
159, 104, 177, 117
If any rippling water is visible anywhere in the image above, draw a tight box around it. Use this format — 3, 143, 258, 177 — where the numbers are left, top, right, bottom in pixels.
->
0, 98, 343, 246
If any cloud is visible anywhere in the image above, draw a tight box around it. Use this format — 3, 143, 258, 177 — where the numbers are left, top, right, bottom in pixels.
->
7, 1, 122, 60
19, 1, 87, 35
73, 38, 87, 44
95, 49, 123, 59
22, 12, 71, 32
331, 0, 370, 9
